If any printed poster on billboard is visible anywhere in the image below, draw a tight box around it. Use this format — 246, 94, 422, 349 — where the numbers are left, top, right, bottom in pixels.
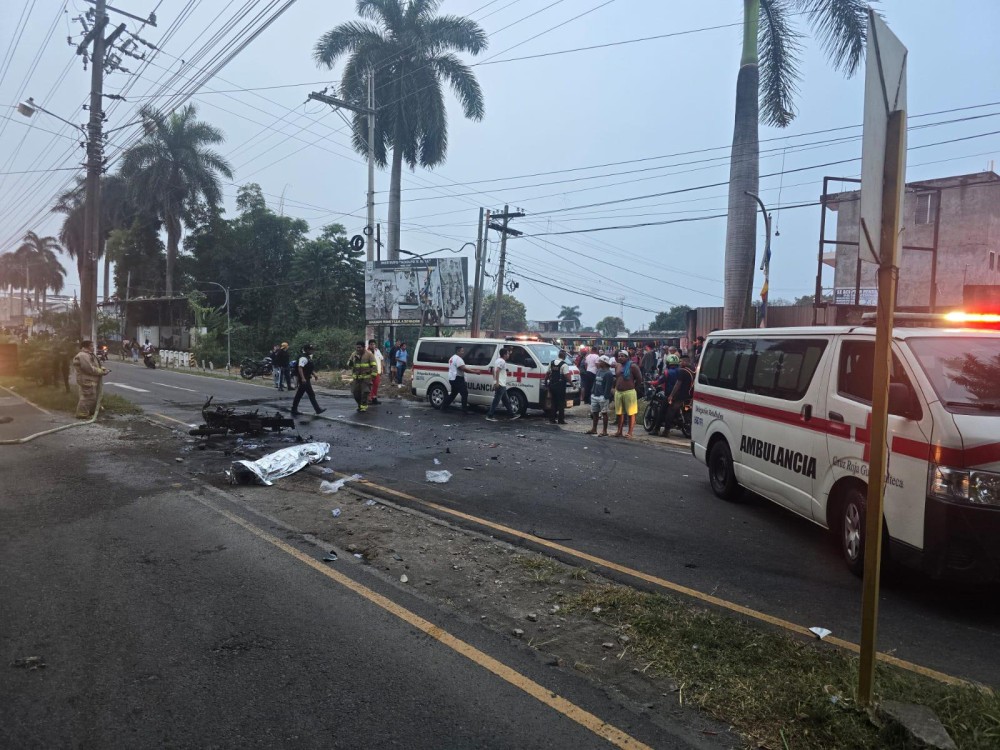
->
365, 258, 469, 326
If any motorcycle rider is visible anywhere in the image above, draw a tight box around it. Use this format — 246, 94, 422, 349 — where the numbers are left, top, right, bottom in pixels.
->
655, 355, 695, 438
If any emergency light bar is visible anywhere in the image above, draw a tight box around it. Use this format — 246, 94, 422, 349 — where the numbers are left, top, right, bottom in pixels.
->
860, 311, 1000, 328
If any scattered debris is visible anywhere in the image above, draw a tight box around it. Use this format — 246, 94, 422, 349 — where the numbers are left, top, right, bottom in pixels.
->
330, 508, 342, 517
228, 442, 330, 486
602, 642, 615, 649
512, 628, 525, 638
320, 467, 334, 475
433, 458, 441, 465
190, 397, 294, 437
365, 499, 377, 506
526, 613, 538, 622
400, 574, 409, 583
353, 553, 363, 559
320, 474, 363, 494
10, 656, 45, 670
425, 470, 453, 483
877, 701, 957, 750
809, 627, 832, 640
323, 554, 338, 562
175, 457, 184, 463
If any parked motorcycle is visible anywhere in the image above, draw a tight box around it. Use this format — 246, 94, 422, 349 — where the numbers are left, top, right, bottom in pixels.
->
642, 382, 692, 438
239, 356, 274, 380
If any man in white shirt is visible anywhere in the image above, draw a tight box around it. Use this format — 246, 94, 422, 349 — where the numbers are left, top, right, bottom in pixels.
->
486, 347, 521, 422
367, 339, 385, 405
440, 345, 470, 412
583, 347, 600, 404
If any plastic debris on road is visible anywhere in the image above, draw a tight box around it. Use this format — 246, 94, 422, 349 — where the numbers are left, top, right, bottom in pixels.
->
330, 508, 341, 517
433, 458, 441, 465
320, 467, 334, 475
425, 470, 453, 483
809, 627, 832, 640
228, 442, 330, 486
365, 499, 377, 506
323, 554, 338, 562
320, 474, 363, 494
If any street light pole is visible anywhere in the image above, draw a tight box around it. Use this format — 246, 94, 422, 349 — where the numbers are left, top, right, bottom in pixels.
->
203, 282, 230, 371
745, 191, 772, 328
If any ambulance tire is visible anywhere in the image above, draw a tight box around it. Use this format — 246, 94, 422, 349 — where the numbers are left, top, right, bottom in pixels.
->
708, 439, 740, 501
507, 389, 528, 417
428, 382, 448, 409
838, 486, 867, 577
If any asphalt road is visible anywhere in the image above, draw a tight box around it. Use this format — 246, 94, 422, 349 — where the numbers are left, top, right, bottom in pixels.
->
1, 412, 716, 749
104, 362, 1000, 688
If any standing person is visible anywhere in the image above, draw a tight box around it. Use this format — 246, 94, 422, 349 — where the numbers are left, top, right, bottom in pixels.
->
657, 355, 695, 437
388, 339, 401, 384
693, 336, 705, 361
613, 349, 643, 439
486, 346, 520, 421
585, 356, 615, 436
583, 347, 600, 405
640, 344, 657, 381
368, 339, 385, 405
394, 342, 408, 386
131, 340, 139, 363
440, 345, 470, 412
290, 344, 325, 417
72, 340, 109, 419
273, 342, 291, 391
546, 349, 571, 424
347, 341, 377, 412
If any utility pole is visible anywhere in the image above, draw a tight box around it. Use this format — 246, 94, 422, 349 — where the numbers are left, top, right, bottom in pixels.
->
489, 205, 524, 337
745, 192, 772, 328
470, 208, 485, 337
308, 89, 376, 262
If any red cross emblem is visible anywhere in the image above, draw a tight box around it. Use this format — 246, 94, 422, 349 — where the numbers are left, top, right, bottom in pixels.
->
511, 368, 526, 383
853, 412, 873, 462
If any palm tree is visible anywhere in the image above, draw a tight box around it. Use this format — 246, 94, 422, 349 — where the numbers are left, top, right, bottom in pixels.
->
723, 0, 870, 328
14, 231, 62, 314
558, 305, 582, 331
120, 104, 233, 296
314, 0, 487, 259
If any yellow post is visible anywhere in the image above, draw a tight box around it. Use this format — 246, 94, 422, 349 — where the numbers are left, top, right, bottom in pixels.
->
858, 109, 906, 706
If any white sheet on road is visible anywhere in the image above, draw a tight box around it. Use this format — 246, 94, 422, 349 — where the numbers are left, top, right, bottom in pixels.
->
228, 442, 330, 486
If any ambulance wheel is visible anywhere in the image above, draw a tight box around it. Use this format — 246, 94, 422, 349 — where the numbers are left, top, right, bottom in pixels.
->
839, 486, 866, 577
428, 383, 448, 409
507, 389, 528, 417
708, 439, 739, 501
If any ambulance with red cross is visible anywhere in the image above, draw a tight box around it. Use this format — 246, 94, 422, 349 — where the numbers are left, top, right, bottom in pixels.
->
690, 314, 1000, 580
411, 337, 581, 416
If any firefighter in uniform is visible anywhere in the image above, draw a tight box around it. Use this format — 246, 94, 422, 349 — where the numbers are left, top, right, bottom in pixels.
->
347, 340, 377, 412
72, 340, 109, 418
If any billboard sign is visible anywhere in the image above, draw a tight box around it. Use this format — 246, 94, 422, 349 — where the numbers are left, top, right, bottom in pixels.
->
858, 9, 907, 266
365, 258, 469, 326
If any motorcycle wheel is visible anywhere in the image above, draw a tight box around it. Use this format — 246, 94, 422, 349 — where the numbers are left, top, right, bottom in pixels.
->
239, 364, 257, 380
642, 401, 657, 433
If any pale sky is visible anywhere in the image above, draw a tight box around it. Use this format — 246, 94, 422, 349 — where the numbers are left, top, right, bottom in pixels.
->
1, 0, 998, 330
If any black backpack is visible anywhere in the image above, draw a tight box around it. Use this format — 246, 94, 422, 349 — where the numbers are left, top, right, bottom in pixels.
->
547, 360, 566, 388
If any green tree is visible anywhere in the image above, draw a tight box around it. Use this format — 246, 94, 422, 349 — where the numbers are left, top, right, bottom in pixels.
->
724, 0, 871, 328
12, 231, 63, 314
314, 0, 488, 258
558, 305, 582, 331
650, 305, 691, 331
481, 293, 526, 333
595, 316, 627, 338
120, 103, 233, 296
291, 223, 365, 329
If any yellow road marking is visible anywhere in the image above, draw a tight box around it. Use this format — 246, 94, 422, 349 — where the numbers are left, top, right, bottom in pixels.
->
188, 492, 652, 750
345, 476, 979, 689
153, 412, 193, 428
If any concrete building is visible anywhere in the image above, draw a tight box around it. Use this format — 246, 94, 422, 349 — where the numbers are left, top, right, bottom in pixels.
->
828, 171, 1000, 310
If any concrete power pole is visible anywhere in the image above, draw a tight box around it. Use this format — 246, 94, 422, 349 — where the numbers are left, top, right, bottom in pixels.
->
470, 208, 485, 337
489, 205, 524, 337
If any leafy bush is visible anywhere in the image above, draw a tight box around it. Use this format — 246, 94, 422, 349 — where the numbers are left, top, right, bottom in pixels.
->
289, 327, 363, 371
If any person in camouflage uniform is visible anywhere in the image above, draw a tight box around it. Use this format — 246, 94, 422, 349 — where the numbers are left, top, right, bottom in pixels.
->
72, 340, 109, 418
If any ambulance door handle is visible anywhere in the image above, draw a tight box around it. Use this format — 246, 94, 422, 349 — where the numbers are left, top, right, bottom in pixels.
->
828, 411, 844, 422
800, 404, 812, 421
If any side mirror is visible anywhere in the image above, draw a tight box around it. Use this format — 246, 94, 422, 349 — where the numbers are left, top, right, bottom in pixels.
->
888, 382, 917, 419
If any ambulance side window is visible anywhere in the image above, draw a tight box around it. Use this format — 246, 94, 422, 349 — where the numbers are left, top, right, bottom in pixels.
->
417, 341, 451, 364
465, 344, 496, 367
698, 339, 753, 391
506, 346, 534, 368
838, 341, 919, 416
748, 339, 828, 401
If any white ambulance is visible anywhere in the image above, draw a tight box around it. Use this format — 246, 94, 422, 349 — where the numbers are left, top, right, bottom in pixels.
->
411, 337, 581, 416
690, 314, 1000, 579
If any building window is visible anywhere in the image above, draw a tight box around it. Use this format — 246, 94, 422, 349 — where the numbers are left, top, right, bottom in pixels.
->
914, 192, 939, 225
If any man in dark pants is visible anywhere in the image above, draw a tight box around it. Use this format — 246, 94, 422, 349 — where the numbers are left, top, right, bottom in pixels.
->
441, 345, 469, 411
546, 349, 570, 424
273, 342, 290, 391
655, 355, 694, 437
290, 344, 326, 417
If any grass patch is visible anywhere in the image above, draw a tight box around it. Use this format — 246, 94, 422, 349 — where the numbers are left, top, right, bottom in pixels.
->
566, 585, 999, 750
0, 377, 142, 416
513, 555, 563, 584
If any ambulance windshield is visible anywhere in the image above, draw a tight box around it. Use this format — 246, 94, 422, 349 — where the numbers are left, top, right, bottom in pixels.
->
527, 344, 562, 365
909, 337, 1000, 413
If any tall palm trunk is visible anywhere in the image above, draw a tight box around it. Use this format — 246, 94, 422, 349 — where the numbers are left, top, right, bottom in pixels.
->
103, 253, 110, 301
388, 137, 403, 261
165, 213, 182, 296
723, 0, 761, 329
